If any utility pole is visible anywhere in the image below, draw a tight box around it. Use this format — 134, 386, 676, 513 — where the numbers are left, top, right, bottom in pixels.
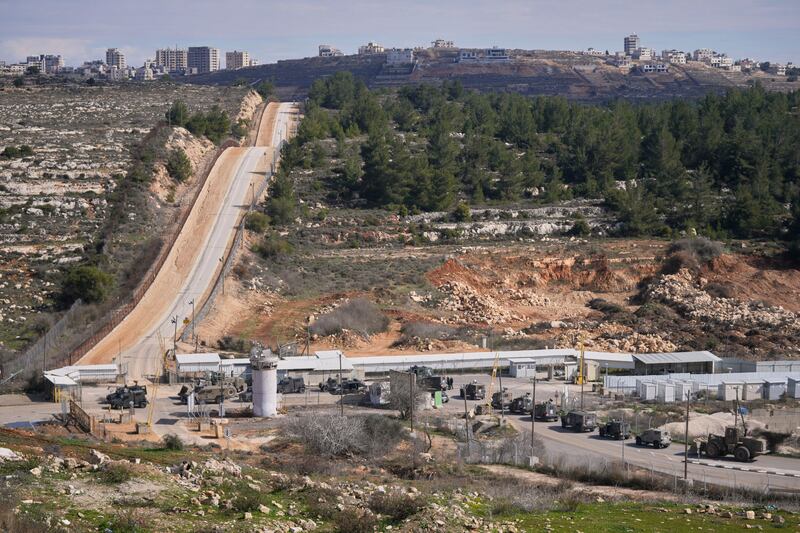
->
579, 341, 585, 410
189, 299, 196, 351
621, 411, 626, 468
530, 377, 536, 445
171, 315, 178, 356
338, 350, 343, 417
409, 372, 414, 433
463, 388, 470, 452
684, 390, 690, 482
498, 368, 504, 422
43, 332, 47, 373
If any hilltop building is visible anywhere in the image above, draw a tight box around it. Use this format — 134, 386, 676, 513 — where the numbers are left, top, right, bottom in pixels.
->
662, 50, 687, 64
431, 39, 455, 49
105, 48, 126, 70
693, 48, 716, 62
155, 48, 188, 72
225, 50, 252, 70
187, 46, 220, 74
318, 44, 344, 57
386, 48, 415, 66
624, 34, 640, 56
358, 42, 385, 55
458, 47, 510, 63
25, 54, 64, 74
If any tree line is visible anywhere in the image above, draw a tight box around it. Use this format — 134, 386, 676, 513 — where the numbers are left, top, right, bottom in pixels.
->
287, 72, 799, 245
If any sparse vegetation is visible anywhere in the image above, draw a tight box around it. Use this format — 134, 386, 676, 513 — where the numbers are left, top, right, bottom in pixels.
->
161, 434, 184, 451
309, 298, 389, 337
58, 265, 114, 307
165, 148, 191, 182
245, 211, 270, 233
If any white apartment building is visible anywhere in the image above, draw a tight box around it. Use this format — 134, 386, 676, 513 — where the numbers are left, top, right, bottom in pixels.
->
105, 48, 126, 70
693, 48, 715, 62
155, 48, 188, 72
386, 48, 415, 65
640, 63, 669, 73
25, 54, 63, 74
431, 39, 455, 49
585, 48, 605, 56
457, 48, 510, 63
771, 64, 787, 76
634, 47, 653, 61
624, 34, 640, 56
358, 42, 385, 55
662, 50, 686, 64
225, 50, 250, 70
187, 46, 220, 74
318, 44, 344, 57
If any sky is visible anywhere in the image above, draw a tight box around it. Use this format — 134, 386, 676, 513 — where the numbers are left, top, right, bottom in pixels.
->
1, 0, 798, 67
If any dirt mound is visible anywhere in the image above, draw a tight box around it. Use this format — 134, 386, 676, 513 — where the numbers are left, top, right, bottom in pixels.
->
704, 254, 800, 313
661, 412, 765, 441
427, 258, 487, 288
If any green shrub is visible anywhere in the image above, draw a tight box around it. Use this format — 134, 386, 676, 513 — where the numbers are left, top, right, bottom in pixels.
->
59, 265, 113, 306
99, 462, 133, 484
162, 434, 184, 451
266, 195, 296, 225
368, 492, 423, 521
166, 101, 189, 127
309, 298, 389, 337
567, 218, 590, 236
165, 148, 191, 182
245, 211, 270, 233
253, 232, 293, 259
452, 202, 471, 222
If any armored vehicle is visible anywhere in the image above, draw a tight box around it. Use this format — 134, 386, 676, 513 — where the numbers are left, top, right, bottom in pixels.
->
107, 385, 148, 409
180, 377, 247, 404
560, 410, 597, 432
329, 379, 367, 395
491, 388, 513, 410
635, 428, 671, 448
510, 394, 533, 414
599, 419, 631, 440
699, 426, 767, 462
460, 382, 486, 401
533, 401, 558, 421
277, 377, 305, 394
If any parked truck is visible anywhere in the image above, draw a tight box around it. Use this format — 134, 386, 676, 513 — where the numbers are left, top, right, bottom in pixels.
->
698, 426, 767, 462
491, 388, 513, 410
533, 401, 558, 421
277, 377, 305, 394
460, 382, 486, 401
509, 394, 533, 414
560, 410, 597, 432
179, 377, 247, 405
106, 385, 148, 409
598, 419, 631, 440
635, 428, 672, 448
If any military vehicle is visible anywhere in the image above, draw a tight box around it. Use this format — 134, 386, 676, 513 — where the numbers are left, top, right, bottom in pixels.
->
598, 419, 631, 440
560, 410, 597, 432
431, 390, 449, 404
698, 426, 767, 462
533, 401, 558, 421
491, 388, 513, 410
410, 366, 447, 391
277, 377, 306, 394
635, 428, 671, 448
510, 394, 533, 414
179, 377, 247, 404
107, 385, 148, 409
329, 378, 367, 395
460, 382, 486, 401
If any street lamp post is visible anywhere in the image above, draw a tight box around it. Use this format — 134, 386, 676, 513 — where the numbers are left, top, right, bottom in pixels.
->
170, 315, 178, 356
530, 377, 537, 446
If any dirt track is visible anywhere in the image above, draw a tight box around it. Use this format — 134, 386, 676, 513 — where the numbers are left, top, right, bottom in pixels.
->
79, 102, 297, 377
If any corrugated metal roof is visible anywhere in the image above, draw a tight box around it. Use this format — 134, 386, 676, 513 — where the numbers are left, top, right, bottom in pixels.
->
44, 374, 78, 386
219, 358, 250, 366
176, 353, 220, 365
583, 351, 635, 363
633, 351, 721, 365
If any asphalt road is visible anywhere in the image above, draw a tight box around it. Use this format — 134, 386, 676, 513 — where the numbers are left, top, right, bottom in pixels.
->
438, 374, 800, 492
79, 102, 296, 379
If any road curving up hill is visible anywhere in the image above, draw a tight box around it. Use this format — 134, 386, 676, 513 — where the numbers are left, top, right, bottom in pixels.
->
78, 101, 298, 378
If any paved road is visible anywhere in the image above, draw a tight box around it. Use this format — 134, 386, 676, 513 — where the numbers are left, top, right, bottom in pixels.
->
440, 374, 800, 492
79, 102, 297, 379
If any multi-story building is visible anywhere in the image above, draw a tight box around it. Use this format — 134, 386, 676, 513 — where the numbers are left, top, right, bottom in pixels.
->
770, 63, 787, 76
225, 50, 250, 70
187, 46, 220, 74
386, 48, 415, 65
318, 44, 344, 57
457, 47, 510, 63
25, 54, 64, 74
693, 48, 715, 62
662, 50, 686, 64
105, 48, 126, 70
624, 34, 640, 56
358, 41, 385, 55
431, 39, 455, 49
611, 56, 632, 70
710, 55, 733, 69
640, 63, 669, 73
155, 48, 188, 72
633, 47, 653, 61
585, 48, 605, 56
